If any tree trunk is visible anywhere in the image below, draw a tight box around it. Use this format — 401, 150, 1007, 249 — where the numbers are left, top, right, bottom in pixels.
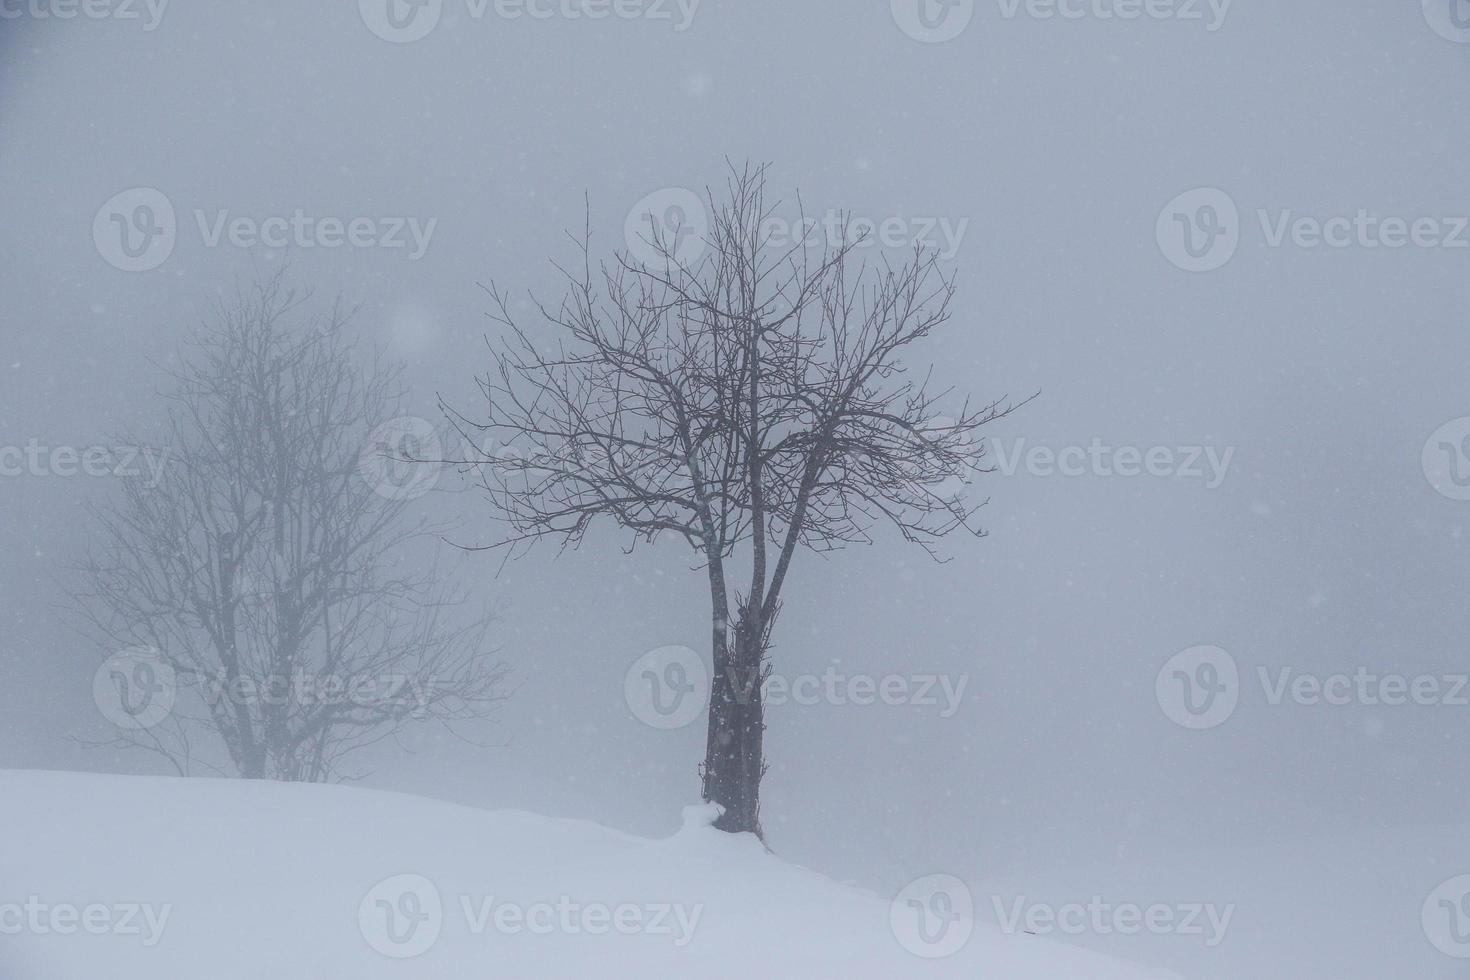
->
701, 604, 768, 837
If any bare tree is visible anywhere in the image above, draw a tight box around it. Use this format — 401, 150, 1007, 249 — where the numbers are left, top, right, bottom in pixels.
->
445, 164, 1022, 835
73, 271, 508, 781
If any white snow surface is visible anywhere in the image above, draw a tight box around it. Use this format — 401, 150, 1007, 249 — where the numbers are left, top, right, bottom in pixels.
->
0, 770, 1171, 979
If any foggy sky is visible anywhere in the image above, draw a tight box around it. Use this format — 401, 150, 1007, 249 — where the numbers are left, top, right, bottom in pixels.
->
1, 3, 1467, 974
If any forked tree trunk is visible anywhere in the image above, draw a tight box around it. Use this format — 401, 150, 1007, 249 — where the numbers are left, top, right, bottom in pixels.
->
701, 605, 768, 837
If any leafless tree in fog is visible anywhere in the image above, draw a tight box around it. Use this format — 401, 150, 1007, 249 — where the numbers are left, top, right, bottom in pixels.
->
445, 164, 1022, 835
72, 271, 508, 781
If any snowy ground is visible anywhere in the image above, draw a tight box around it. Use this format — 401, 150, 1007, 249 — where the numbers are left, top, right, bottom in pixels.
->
0, 770, 1168, 979
975, 824, 1470, 980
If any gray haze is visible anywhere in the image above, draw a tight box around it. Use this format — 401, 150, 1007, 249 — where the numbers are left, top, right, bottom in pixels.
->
2, 2, 1468, 976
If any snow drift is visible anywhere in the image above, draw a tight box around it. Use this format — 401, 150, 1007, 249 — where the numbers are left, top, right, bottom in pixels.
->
0, 770, 1170, 978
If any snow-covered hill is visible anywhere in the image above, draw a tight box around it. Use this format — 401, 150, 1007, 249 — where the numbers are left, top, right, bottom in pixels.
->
0, 770, 1168, 979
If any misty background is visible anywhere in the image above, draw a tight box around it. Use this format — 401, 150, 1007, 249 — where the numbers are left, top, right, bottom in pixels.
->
1, 1, 1467, 975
